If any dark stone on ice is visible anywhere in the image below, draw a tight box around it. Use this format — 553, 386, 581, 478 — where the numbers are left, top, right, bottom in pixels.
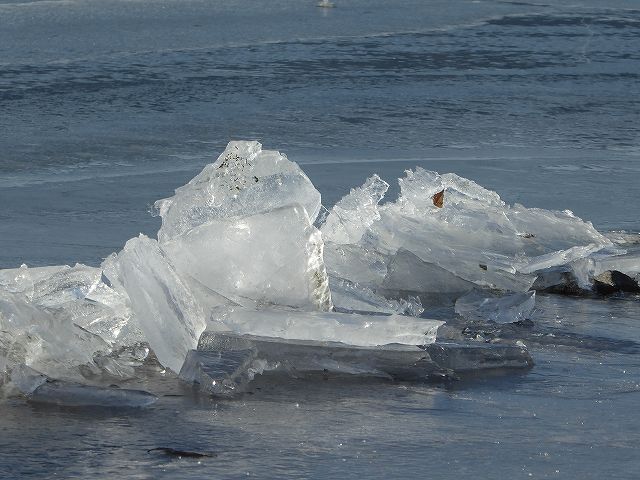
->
532, 268, 586, 296
147, 447, 217, 458
593, 270, 640, 295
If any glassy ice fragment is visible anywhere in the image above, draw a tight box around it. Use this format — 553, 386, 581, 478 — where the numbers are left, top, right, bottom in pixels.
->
29, 381, 157, 407
102, 235, 205, 373
155, 141, 321, 242
162, 205, 332, 312
455, 290, 536, 324
210, 307, 443, 347
321, 175, 389, 244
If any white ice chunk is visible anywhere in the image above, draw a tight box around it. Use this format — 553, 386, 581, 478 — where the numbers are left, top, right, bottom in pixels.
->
162, 205, 332, 312
209, 306, 443, 347
103, 235, 205, 373
155, 141, 321, 242
329, 277, 423, 316
455, 290, 536, 324
0, 264, 69, 300
0, 291, 109, 380
321, 174, 389, 244
325, 168, 610, 293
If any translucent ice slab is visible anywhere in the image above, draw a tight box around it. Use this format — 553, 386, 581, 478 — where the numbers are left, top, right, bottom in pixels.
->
10, 365, 157, 407
455, 290, 536, 324
208, 307, 443, 347
162, 205, 332, 311
103, 235, 205, 373
155, 141, 322, 243
322, 169, 611, 293
179, 331, 534, 397
30, 381, 157, 408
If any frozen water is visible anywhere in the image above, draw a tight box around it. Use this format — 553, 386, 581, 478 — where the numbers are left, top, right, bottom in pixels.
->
0, 291, 109, 382
0, 140, 632, 394
381, 249, 476, 300
329, 277, 423, 316
103, 234, 205, 373
321, 175, 389, 245
322, 167, 612, 293
323, 242, 388, 288
155, 141, 322, 243
162, 205, 332, 312
208, 306, 443, 347
181, 331, 533, 397
594, 251, 640, 278
28, 381, 157, 408
455, 290, 536, 324
205, 308, 441, 348
179, 349, 261, 398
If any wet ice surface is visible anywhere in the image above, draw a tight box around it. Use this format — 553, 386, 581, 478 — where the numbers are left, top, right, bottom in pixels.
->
2, 0, 640, 477
1, 157, 639, 479
1, 295, 638, 479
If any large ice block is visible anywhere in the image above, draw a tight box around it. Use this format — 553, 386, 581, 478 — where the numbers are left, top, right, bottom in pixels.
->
102, 235, 206, 373
162, 205, 332, 311
208, 307, 443, 347
322, 168, 611, 293
179, 331, 534, 396
155, 141, 322, 243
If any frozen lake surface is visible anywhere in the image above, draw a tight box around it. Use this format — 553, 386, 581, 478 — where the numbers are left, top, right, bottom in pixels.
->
1, 0, 639, 478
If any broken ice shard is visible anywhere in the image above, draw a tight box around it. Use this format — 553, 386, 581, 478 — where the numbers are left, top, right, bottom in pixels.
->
322, 167, 611, 293
9, 364, 157, 407
0, 291, 109, 381
102, 234, 206, 373
455, 290, 536, 324
208, 307, 443, 347
162, 205, 332, 311
29, 381, 157, 407
155, 141, 322, 242
179, 331, 534, 396
156, 141, 332, 311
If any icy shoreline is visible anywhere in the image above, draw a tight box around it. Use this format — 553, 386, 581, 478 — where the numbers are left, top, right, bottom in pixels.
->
1, 141, 638, 406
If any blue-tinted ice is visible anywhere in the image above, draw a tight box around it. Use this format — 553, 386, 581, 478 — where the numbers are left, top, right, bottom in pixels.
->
1, 141, 637, 401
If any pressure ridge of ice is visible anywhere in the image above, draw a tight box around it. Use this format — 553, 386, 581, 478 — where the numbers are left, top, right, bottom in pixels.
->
1, 140, 636, 401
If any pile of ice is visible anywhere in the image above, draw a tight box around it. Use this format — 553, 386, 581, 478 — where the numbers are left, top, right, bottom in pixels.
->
1, 141, 637, 404
321, 169, 616, 296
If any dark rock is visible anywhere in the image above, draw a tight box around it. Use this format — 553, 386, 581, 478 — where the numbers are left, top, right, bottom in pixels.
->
532, 268, 587, 296
593, 270, 640, 295
147, 447, 217, 458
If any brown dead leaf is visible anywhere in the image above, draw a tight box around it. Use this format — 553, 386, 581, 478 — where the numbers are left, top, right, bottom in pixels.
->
432, 189, 444, 208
